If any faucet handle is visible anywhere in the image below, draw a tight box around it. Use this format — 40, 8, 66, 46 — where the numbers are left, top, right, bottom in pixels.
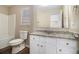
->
72, 33, 79, 38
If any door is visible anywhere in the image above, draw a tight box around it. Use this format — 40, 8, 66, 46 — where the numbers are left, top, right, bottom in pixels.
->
30, 35, 40, 54
46, 37, 57, 54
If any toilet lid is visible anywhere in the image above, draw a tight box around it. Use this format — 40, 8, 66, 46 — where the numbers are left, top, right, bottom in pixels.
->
9, 39, 24, 44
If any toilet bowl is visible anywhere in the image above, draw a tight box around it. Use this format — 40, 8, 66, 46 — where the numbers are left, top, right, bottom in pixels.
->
9, 39, 24, 46
9, 31, 28, 53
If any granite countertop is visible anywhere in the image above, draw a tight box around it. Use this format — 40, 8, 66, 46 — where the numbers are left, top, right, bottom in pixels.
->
30, 31, 76, 39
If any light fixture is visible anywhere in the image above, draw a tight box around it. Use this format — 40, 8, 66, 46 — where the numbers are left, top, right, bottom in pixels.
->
39, 5, 49, 7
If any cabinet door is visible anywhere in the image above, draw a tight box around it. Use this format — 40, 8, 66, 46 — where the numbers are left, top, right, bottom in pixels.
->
30, 35, 40, 54
57, 38, 78, 48
46, 37, 57, 54
57, 46, 77, 54
39, 36, 46, 54
57, 38, 78, 54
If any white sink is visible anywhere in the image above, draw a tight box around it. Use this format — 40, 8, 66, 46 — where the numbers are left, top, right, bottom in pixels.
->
9, 39, 24, 46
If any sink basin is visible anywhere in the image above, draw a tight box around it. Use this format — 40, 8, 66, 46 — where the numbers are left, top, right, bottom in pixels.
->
9, 39, 24, 46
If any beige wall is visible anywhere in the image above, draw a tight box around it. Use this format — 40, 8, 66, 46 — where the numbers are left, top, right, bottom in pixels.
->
0, 6, 9, 36
8, 5, 79, 38
0, 6, 8, 15
9, 5, 63, 38
9, 6, 34, 38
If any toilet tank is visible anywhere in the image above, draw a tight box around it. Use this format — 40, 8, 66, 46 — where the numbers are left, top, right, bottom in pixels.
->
20, 31, 28, 39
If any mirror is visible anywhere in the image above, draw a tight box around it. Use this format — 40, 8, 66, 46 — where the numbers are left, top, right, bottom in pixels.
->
33, 5, 79, 33
34, 5, 63, 28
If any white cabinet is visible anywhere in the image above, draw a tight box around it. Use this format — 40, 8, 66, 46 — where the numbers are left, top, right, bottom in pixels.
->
57, 38, 78, 48
30, 35, 46, 54
30, 35, 57, 54
38, 36, 46, 54
30, 35, 78, 54
57, 46, 77, 54
30, 35, 39, 54
46, 37, 57, 54
57, 38, 78, 54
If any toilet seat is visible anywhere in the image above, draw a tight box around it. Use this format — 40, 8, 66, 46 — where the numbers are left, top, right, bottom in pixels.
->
9, 39, 24, 46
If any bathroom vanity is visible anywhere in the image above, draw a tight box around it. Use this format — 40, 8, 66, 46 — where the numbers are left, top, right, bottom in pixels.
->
30, 32, 79, 54
29, 5, 79, 54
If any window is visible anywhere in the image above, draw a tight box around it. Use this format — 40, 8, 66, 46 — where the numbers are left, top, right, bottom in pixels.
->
21, 8, 31, 25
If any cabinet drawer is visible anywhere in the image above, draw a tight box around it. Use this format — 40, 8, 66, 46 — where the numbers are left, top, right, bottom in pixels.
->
57, 38, 78, 48
30, 35, 39, 40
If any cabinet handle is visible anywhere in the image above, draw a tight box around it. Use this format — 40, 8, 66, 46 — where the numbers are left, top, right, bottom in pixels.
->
40, 45, 43, 47
33, 38, 35, 39
59, 49, 62, 52
66, 43, 69, 45
37, 44, 39, 46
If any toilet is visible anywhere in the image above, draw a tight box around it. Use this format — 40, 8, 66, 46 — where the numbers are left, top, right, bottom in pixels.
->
9, 31, 28, 54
